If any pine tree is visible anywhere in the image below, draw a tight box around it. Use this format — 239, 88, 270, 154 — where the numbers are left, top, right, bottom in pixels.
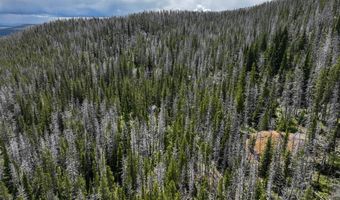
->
259, 137, 273, 178
303, 186, 314, 200
0, 181, 12, 200
216, 177, 225, 200
254, 180, 266, 200
1, 142, 15, 195
56, 167, 72, 200
99, 170, 112, 200
259, 110, 270, 131
23, 173, 33, 199
235, 66, 247, 113
283, 151, 292, 180
197, 177, 209, 200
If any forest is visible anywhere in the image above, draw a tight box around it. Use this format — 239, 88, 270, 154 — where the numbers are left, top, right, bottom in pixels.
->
0, 0, 339, 199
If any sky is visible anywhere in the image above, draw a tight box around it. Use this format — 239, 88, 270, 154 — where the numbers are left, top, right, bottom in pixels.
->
0, 0, 271, 26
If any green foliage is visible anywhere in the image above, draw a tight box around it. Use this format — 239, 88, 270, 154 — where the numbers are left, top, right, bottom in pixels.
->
165, 181, 180, 200
267, 27, 289, 75
255, 180, 266, 200
259, 110, 270, 131
283, 151, 292, 179
217, 177, 225, 200
303, 186, 314, 200
0, 142, 15, 195
0, 181, 12, 200
259, 137, 273, 178
312, 175, 333, 199
56, 167, 72, 200
197, 177, 209, 200
235, 66, 247, 113
335, 15, 340, 34
276, 108, 298, 133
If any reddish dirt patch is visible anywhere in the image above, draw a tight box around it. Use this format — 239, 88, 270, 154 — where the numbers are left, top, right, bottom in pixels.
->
248, 131, 305, 156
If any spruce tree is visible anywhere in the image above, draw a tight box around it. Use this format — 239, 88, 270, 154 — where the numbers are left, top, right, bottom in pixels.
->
259, 137, 273, 178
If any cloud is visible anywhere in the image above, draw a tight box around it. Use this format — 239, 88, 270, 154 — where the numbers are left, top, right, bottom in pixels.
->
161, 0, 270, 11
0, 0, 271, 25
194, 4, 211, 12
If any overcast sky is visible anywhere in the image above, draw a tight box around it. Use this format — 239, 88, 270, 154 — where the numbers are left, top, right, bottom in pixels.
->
0, 0, 271, 26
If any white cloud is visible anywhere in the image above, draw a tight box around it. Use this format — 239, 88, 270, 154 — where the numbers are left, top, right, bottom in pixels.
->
0, 0, 271, 25
161, 0, 270, 11
194, 4, 211, 12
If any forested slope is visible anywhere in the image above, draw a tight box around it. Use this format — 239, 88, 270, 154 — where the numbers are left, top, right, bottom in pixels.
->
0, 0, 339, 199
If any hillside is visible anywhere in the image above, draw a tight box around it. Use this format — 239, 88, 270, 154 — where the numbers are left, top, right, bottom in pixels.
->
0, 0, 339, 199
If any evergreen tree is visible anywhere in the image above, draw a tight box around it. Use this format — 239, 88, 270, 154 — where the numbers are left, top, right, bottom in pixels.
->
1, 142, 15, 195
259, 137, 273, 178
0, 181, 12, 200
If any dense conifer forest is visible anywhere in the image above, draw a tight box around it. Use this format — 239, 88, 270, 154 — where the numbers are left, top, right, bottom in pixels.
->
0, 0, 339, 199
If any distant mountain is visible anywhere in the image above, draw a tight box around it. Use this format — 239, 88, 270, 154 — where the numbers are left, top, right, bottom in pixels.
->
0, 24, 34, 36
